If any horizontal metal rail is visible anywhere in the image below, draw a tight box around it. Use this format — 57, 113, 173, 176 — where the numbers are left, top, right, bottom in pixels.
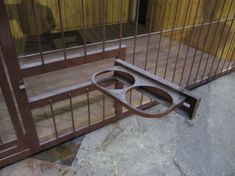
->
21, 45, 126, 77
18, 18, 235, 59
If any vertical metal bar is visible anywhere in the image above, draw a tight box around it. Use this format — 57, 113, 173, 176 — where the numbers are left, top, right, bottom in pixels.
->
73, 0, 76, 28
30, 0, 45, 68
186, 0, 221, 86
130, 0, 140, 104
179, 0, 202, 86
49, 100, 59, 139
117, 0, 120, 25
172, 0, 191, 82
222, 30, 235, 72
207, 0, 233, 80
164, 0, 180, 79
0, 0, 39, 149
69, 93, 75, 133
212, 6, 235, 79
101, 0, 106, 55
0, 59, 23, 141
192, 0, 221, 86
86, 88, 91, 126
64, 0, 68, 29
199, 0, 227, 83
154, 0, 168, 75
140, 0, 155, 105
102, 94, 105, 121
119, 0, 124, 56
57, 0, 67, 62
144, 0, 155, 70
92, 0, 95, 25
132, 0, 140, 65
111, 0, 114, 21
81, 0, 87, 63
226, 42, 235, 72
216, 29, 235, 74
101, 0, 106, 121
114, 79, 123, 118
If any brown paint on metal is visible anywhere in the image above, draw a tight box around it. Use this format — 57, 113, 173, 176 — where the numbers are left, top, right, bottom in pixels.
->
220, 30, 235, 73
199, 0, 227, 84
30, 0, 45, 68
0, 59, 24, 141
0, 0, 39, 153
49, 100, 59, 139
0, 140, 17, 152
0, 0, 234, 168
154, 0, 168, 75
179, 0, 202, 86
211, 3, 235, 80
69, 93, 76, 133
164, 0, 181, 79
92, 59, 200, 119
57, 0, 68, 63
192, 0, 222, 87
186, 0, 222, 87
21, 46, 126, 78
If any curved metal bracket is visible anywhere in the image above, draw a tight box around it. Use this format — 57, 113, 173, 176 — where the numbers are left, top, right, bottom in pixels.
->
92, 59, 201, 119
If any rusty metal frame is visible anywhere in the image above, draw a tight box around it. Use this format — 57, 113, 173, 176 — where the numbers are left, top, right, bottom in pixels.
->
0, 62, 24, 161
0, 0, 40, 167
0, 0, 40, 147
21, 45, 126, 78
0, 0, 235, 168
92, 59, 200, 119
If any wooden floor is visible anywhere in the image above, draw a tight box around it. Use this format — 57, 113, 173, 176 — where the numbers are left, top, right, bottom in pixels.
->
1, 34, 231, 144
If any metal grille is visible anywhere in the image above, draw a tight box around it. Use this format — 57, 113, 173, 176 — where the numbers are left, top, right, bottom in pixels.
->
0, 0, 235, 167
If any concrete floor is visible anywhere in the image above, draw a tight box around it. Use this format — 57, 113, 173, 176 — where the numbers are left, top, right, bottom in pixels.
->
1, 66, 235, 176
72, 71, 235, 176
0, 159, 77, 176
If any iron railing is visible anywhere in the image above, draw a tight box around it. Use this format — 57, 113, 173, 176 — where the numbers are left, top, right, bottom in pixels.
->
0, 0, 235, 167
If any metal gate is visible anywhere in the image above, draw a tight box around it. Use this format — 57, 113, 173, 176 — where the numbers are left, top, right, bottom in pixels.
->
0, 0, 235, 167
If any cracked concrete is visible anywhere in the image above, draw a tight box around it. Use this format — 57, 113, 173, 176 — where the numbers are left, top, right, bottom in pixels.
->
72, 72, 235, 176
